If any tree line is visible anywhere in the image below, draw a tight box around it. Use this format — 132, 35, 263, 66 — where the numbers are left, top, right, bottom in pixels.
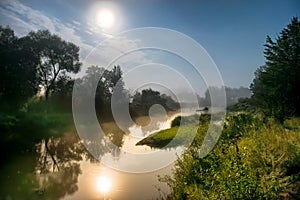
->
2, 16, 299, 122
250, 17, 300, 122
0, 26, 179, 117
230, 17, 300, 123
0, 27, 80, 109
198, 86, 251, 107
196, 17, 299, 123
161, 17, 300, 199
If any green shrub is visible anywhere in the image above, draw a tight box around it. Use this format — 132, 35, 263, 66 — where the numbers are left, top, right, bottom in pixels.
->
0, 99, 73, 160
171, 116, 181, 127
161, 114, 300, 199
171, 114, 210, 128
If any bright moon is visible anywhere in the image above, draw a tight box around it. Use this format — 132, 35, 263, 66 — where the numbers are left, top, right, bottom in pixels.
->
97, 9, 115, 28
96, 176, 112, 193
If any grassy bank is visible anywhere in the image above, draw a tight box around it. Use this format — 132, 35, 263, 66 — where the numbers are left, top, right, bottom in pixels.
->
148, 113, 300, 199
136, 114, 210, 148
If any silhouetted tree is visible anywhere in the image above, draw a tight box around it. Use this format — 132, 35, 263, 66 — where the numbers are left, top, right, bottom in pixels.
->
131, 88, 179, 116
251, 17, 300, 122
50, 75, 74, 111
79, 65, 128, 118
0, 26, 39, 107
25, 30, 81, 99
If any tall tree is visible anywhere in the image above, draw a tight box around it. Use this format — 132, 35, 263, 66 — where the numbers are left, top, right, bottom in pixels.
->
82, 65, 110, 110
25, 30, 81, 99
0, 26, 38, 107
131, 88, 179, 116
251, 17, 300, 122
80, 65, 128, 114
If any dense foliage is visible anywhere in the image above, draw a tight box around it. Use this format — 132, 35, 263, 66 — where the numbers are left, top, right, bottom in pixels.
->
161, 113, 300, 199
25, 30, 81, 99
251, 17, 300, 122
1, 17, 300, 199
0, 26, 81, 108
0, 26, 180, 160
160, 17, 300, 199
131, 88, 179, 116
0, 26, 39, 107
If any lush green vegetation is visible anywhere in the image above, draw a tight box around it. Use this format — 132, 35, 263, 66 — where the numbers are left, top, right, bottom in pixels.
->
130, 88, 180, 117
158, 113, 300, 199
0, 99, 74, 161
248, 17, 299, 123
0, 25, 179, 162
156, 17, 300, 199
1, 14, 299, 200
0, 27, 80, 158
136, 114, 210, 148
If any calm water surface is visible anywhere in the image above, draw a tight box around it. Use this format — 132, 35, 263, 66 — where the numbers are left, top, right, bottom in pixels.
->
1, 109, 198, 200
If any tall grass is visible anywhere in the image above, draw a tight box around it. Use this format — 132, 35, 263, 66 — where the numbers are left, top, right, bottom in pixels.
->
160, 113, 300, 199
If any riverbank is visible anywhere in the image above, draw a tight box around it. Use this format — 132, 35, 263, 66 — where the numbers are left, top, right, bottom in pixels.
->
136, 114, 211, 148
157, 113, 300, 199
0, 108, 183, 199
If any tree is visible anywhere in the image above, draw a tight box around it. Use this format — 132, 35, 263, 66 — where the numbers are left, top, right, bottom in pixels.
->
251, 17, 300, 122
78, 65, 128, 117
103, 65, 122, 89
25, 30, 81, 99
0, 26, 39, 107
131, 88, 179, 116
161, 94, 180, 111
132, 89, 164, 110
82, 66, 110, 112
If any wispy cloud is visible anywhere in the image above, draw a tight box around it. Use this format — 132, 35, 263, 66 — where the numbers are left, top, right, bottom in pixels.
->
0, 0, 93, 59
0, 0, 152, 76
72, 20, 81, 27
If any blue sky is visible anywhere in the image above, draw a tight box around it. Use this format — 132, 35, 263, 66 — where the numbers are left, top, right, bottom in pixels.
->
0, 0, 299, 96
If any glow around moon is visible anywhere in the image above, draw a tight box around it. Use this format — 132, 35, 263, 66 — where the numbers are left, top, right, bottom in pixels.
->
97, 9, 115, 28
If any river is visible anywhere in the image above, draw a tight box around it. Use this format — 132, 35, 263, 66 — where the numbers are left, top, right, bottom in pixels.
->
0, 108, 199, 200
